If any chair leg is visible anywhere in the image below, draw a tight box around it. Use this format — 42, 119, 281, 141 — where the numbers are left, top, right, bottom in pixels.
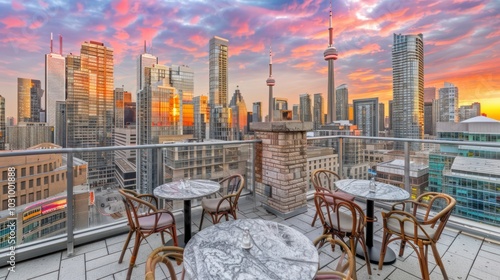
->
171, 226, 179, 247
349, 238, 358, 280
357, 236, 372, 275
118, 230, 133, 263
399, 240, 407, 257
127, 233, 142, 280
416, 242, 430, 280
431, 243, 449, 279
311, 212, 318, 227
378, 231, 391, 270
199, 209, 205, 231
225, 213, 229, 221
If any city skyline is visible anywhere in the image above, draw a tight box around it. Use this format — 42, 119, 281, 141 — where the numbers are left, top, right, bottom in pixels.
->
0, 0, 498, 120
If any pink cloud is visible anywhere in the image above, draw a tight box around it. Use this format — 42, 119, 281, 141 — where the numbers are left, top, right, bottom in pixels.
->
0, 16, 26, 28
293, 61, 316, 70
189, 34, 207, 47
138, 27, 158, 41
190, 16, 200, 25
77, 3, 84, 12
11, 1, 24, 11
342, 43, 382, 58
113, 0, 129, 15
112, 14, 138, 29
114, 30, 129, 40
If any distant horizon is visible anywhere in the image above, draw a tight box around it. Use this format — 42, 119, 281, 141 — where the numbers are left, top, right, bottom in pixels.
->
0, 0, 498, 121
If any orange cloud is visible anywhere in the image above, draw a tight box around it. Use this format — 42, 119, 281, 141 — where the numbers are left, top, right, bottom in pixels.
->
342, 43, 382, 58
113, 0, 129, 15
0, 16, 26, 28
293, 61, 315, 70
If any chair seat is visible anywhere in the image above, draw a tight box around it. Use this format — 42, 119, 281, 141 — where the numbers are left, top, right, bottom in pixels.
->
331, 211, 359, 233
201, 197, 231, 212
329, 191, 355, 202
386, 214, 437, 240
139, 212, 174, 230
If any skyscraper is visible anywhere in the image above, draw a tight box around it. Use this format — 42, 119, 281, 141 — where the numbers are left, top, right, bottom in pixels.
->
114, 87, 132, 129
0, 96, 5, 150
229, 86, 248, 140
137, 41, 158, 93
266, 48, 275, 122
66, 41, 115, 186
209, 36, 231, 140
378, 103, 385, 132
45, 33, 65, 139
459, 102, 481, 121
209, 36, 229, 107
424, 87, 436, 103
252, 102, 262, 122
392, 33, 424, 150
137, 64, 181, 193
438, 82, 459, 123
313, 93, 324, 130
353, 98, 379, 137
324, 6, 338, 123
292, 104, 300, 121
194, 95, 209, 139
424, 87, 437, 135
335, 84, 348, 121
170, 65, 194, 135
18, 78, 43, 123
299, 94, 312, 122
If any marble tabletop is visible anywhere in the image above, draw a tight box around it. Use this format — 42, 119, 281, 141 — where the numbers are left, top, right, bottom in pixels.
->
154, 179, 220, 200
183, 219, 319, 280
335, 179, 410, 202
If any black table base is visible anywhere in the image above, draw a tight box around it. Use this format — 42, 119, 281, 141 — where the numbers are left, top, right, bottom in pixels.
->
355, 240, 397, 265
165, 232, 198, 248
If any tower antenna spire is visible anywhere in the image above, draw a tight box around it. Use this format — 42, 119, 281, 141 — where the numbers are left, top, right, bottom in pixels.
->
144, 40, 146, 53
59, 34, 63, 55
266, 44, 276, 122
329, 0, 333, 46
50, 33, 53, 53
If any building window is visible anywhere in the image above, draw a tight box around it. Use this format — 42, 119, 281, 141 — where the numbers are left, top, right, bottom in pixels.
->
51, 175, 54, 183
44, 189, 48, 198
2, 185, 7, 194
37, 165, 41, 173
2, 171, 7, 180
21, 181, 26, 190
36, 191, 41, 200
21, 168, 26, 176
43, 164, 48, 172
29, 180, 34, 188
21, 195, 26, 204
29, 193, 34, 203
44, 177, 49, 184
36, 178, 41, 186
29, 166, 34, 175
56, 174, 59, 181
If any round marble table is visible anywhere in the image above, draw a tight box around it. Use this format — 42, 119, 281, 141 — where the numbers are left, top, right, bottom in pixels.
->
154, 179, 220, 246
183, 219, 319, 280
335, 179, 410, 264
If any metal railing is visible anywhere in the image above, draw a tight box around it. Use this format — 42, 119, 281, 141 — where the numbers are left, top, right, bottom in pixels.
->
0, 140, 261, 264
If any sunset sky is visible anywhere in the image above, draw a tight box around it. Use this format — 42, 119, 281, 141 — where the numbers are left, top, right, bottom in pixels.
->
0, 0, 499, 121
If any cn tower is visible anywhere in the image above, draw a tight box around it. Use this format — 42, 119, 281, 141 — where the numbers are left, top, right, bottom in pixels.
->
266, 47, 275, 122
324, 3, 338, 123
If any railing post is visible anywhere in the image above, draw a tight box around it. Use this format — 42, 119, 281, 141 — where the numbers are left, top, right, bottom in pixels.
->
404, 141, 411, 210
156, 147, 164, 186
66, 152, 74, 257
251, 142, 256, 207
338, 137, 344, 178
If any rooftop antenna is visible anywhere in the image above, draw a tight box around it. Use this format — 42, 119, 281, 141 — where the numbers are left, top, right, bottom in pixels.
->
329, 0, 333, 46
143, 40, 146, 53
50, 33, 53, 53
59, 34, 63, 55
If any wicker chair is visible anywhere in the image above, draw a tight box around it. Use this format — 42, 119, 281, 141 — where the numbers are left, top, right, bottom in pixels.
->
314, 192, 371, 280
199, 174, 245, 230
310, 169, 355, 226
145, 246, 184, 280
313, 234, 355, 280
118, 189, 178, 280
378, 192, 456, 280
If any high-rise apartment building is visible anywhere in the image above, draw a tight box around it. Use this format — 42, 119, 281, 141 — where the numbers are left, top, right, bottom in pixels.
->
65, 41, 115, 186
209, 36, 230, 140
55, 101, 66, 147
6, 123, 54, 150
137, 43, 158, 93
392, 33, 424, 150
6, 117, 15, 127
459, 102, 481, 121
313, 93, 324, 130
252, 102, 262, 123
194, 95, 209, 139
18, 78, 44, 123
229, 86, 248, 140
438, 82, 459, 122
378, 103, 385, 132
0, 96, 5, 150
45, 34, 65, 139
388, 100, 393, 131
292, 105, 300, 121
353, 98, 379, 137
114, 88, 132, 129
299, 94, 312, 122
324, 7, 339, 123
335, 84, 348, 121
423, 87, 437, 135
170, 65, 194, 135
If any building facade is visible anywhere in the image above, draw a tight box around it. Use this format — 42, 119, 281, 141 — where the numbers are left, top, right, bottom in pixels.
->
194, 95, 209, 139
252, 102, 262, 123
353, 98, 379, 137
6, 123, 54, 150
18, 78, 43, 123
335, 84, 348, 121
313, 93, 324, 130
438, 82, 459, 123
459, 102, 481, 121
0, 96, 4, 150
299, 94, 312, 122
392, 33, 424, 150
209, 36, 230, 140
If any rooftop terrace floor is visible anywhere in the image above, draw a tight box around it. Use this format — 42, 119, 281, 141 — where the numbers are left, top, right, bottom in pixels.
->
3, 196, 500, 280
